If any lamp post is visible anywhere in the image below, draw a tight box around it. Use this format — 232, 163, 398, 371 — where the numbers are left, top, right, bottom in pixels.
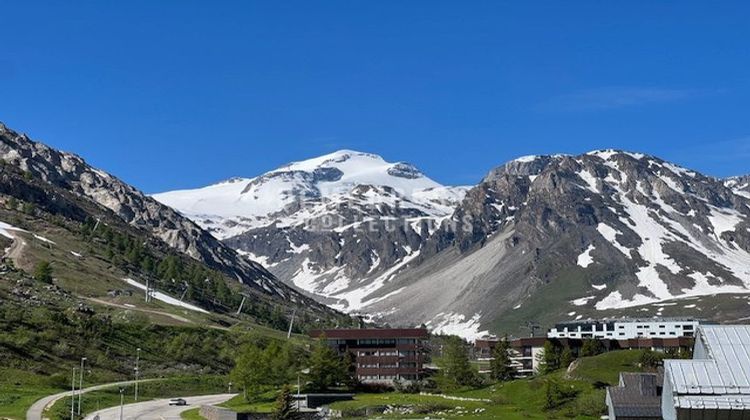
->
134, 347, 141, 401
70, 367, 76, 420
118, 387, 125, 420
77, 357, 87, 415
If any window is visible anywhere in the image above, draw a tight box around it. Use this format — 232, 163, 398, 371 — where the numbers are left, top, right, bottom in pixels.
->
683, 325, 694, 330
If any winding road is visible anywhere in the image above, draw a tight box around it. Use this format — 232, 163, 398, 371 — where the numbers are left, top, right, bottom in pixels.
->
83, 394, 236, 420
26, 379, 153, 420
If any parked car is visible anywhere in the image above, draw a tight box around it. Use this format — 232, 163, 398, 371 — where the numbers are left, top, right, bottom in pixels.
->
168, 398, 187, 406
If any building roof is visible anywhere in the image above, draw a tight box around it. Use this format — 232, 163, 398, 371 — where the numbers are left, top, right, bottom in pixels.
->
606, 372, 663, 418
675, 395, 750, 410
553, 317, 703, 327
665, 325, 750, 397
309, 328, 429, 339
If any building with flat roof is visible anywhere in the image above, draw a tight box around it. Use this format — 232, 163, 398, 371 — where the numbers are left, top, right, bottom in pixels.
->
661, 325, 750, 420
606, 372, 663, 420
309, 328, 429, 385
548, 318, 702, 340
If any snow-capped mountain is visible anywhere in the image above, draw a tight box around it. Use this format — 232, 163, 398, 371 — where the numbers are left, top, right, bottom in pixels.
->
154, 150, 468, 311
157, 148, 750, 340
363, 151, 750, 339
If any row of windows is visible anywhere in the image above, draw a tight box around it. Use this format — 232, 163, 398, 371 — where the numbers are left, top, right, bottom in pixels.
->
356, 338, 418, 345
357, 350, 418, 357
359, 374, 418, 380
358, 363, 417, 369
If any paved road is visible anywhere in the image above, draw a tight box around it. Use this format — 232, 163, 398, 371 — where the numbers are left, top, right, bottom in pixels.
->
83, 394, 236, 420
26, 379, 155, 420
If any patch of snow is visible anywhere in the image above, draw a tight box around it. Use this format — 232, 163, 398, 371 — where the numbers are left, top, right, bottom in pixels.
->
707, 207, 743, 237
577, 169, 599, 193
576, 244, 596, 268
70, 251, 82, 258
592, 283, 607, 290
513, 155, 540, 163
0, 220, 25, 239
596, 223, 631, 257
33, 234, 56, 245
426, 312, 489, 341
571, 296, 597, 306
122, 278, 209, 314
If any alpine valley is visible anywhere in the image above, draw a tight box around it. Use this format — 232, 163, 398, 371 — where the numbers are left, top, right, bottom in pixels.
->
155, 149, 750, 339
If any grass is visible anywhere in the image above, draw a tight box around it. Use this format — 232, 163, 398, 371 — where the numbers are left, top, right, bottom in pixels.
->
219, 392, 278, 414
326, 350, 647, 419
0, 369, 67, 420
180, 407, 204, 419
566, 349, 644, 384
45, 375, 229, 420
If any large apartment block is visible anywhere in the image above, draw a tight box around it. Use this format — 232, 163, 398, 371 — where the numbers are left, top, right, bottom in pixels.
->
309, 328, 429, 385
548, 318, 702, 340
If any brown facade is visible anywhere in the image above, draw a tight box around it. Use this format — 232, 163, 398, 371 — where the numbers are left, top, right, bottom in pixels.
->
309, 328, 429, 384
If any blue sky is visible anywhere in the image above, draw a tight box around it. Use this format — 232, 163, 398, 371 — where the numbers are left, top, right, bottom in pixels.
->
2, 1, 749, 192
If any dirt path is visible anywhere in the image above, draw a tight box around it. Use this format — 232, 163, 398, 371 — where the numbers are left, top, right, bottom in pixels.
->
85, 297, 229, 331
85, 297, 195, 324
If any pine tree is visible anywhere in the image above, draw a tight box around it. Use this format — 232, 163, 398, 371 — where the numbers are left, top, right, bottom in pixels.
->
308, 334, 346, 391
490, 336, 514, 381
540, 341, 561, 374
273, 385, 298, 420
33, 260, 53, 284
580, 339, 604, 357
560, 347, 574, 370
440, 336, 477, 388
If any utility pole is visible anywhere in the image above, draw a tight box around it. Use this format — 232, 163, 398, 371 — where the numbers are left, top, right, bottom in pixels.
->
134, 347, 141, 401
70, 367, 76, 420
118, 388, 125, 420
287, 308, 297, 339
145, 278, 149, 303
236, 296, 246, 315
78, 357, 87, 415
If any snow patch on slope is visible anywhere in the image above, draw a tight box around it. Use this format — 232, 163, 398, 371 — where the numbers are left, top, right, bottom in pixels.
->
122, 278, 209, 314
576, 244, 596, 268
426, 312, 489, 341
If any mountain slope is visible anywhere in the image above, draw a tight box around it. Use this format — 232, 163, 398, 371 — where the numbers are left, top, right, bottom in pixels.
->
364, 151, 750, 337
0, 122, 349, 329
154, 150, 468, 311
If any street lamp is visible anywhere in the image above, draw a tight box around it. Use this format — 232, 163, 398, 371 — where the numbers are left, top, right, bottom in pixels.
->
70, 367, 76, 420
78, 357, 87, 415
118, 387, 125, 420
134, 348, 141, 401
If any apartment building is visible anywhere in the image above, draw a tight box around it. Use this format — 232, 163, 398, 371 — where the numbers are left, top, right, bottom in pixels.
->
548, 318, 702, 340
309, 328, 429, 385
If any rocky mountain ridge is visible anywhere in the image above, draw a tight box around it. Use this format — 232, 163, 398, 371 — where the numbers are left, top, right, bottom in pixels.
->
156, 147, 750, 339
0, 122, 345, 322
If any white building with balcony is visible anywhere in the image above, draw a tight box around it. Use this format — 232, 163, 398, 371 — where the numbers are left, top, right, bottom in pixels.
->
547, 318, 702, 340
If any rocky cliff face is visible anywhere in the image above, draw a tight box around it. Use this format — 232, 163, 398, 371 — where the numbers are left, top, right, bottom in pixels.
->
364, 151, 750, 338
0, 123, 319, 304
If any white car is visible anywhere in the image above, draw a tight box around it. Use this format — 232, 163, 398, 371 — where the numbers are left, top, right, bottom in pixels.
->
168, 398, 187, 406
